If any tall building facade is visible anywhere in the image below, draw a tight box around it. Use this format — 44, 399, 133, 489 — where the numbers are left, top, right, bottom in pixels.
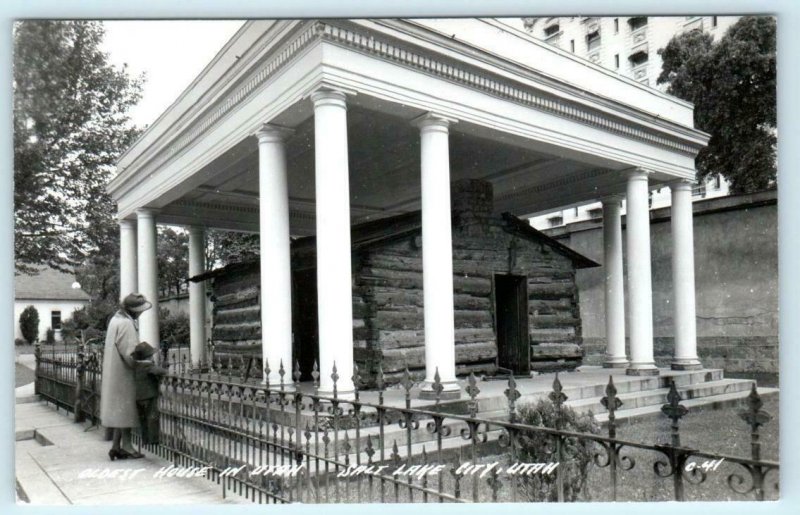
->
519, 16, 740, 89
503, 16, 741, 228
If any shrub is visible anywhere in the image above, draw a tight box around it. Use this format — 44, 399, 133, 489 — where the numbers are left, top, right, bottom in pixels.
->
45, 328, 55, 345
159, 308, 189, 347
15, 338, 27, 346
19, 305, 40, 344
516, 397, 600, 502
61, 303, 115, 344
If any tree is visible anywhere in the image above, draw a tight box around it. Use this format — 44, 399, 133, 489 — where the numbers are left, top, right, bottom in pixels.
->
158, 227, 190, 297
19, 305, 40, 343
657, 16, 776, 193
206, 229, 260, 268
13, 21, 143, 273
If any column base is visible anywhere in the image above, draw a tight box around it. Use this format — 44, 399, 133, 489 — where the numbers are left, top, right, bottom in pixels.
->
626, 364, 660, 376
264, 378, 297, 392
603, 357, 630, 368
419, 381, 461, 400
317, 387, 356, 401
671, 359, 702, 371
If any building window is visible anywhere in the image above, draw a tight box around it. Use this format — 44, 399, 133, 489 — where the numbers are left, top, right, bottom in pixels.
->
51, 310, 62, 331
614, 18, 619, 34
712, 16, 718, 27
714, 175, 722, 189
547, 215, 563, 227
586, 30, 601, 51
544, 24, 560, 37
570, 39, 575, 52
614, 54, 620, 69
629, 50, 649, 67
628, 16, 648, 31
588, 208, 603, 219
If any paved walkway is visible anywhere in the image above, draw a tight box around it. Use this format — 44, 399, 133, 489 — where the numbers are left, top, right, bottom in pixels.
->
15, 401, 250, 505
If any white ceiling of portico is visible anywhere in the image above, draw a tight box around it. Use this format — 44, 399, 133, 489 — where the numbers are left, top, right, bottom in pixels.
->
164, 104, 622, 235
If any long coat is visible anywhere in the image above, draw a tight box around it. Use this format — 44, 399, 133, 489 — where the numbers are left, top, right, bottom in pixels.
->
99, 311, 141, 428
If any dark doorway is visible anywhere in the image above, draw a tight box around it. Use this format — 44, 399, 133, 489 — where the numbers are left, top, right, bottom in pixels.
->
494, 274, 530, 375
292, 268, 319, 381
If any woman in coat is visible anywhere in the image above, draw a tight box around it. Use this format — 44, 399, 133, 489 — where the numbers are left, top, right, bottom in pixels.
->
100, 292, 153, 460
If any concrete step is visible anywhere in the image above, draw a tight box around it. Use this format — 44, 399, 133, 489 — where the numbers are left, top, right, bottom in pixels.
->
440, 369, 726, 416
16, 439, 71, 504
566, 378, 755, 414
593, 386, 779, 424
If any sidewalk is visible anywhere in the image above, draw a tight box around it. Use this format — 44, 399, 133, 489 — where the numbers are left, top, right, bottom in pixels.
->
15, 400, 250, 505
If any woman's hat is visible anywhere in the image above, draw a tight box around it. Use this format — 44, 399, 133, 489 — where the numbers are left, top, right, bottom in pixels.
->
131, 342, 157, 360
122, 293, 152, 313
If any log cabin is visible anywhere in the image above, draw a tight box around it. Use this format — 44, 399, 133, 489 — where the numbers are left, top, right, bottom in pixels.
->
193, 180, 598, 387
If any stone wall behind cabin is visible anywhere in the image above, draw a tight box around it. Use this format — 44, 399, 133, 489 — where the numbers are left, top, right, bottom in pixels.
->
546, 190, 778, 373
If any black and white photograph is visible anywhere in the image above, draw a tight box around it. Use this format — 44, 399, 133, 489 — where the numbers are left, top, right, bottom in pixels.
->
10, 8, 783, 506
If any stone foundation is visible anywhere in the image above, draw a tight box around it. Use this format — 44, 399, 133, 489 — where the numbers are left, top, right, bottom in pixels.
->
582, 336, 779, 373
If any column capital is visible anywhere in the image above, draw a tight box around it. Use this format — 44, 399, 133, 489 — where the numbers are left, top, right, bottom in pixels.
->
310, 88, 349, 109
255, 124, 294, 144
669, 178, 695, 191
118, 218, 136, 228
627, 168, 653, 181
410, 112, 458, 132
135, 207, 161, 219
186, 225, 206, 235
601, 194, 625, 206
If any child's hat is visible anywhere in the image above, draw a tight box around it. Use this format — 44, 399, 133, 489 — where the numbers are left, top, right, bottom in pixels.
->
131, 342, 157, 360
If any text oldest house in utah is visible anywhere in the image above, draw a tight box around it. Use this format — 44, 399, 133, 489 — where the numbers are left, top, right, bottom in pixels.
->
107, 19, 709, 398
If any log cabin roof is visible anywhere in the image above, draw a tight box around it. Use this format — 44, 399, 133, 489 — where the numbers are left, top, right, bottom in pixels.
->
190, 210, 598, 282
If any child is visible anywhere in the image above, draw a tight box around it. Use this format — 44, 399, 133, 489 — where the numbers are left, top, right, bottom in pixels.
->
131, 342, 168, 445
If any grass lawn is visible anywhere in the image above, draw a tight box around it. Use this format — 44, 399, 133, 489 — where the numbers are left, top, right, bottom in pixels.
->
15, 343, 35, 356
578, 393, 779, 502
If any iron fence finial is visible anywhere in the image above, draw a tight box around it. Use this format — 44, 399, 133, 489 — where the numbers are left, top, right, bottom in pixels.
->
331, 361, 339, 399
311, 360, 320, 391
504, 374, 521, 423
293, 360, 302, 385
432, 367, 444, 403
549, 372, 567, 409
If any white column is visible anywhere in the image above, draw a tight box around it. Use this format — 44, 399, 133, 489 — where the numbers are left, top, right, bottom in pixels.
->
256, 124, 295, 387
188, 226, 207, 367
311, 90, 355, 396
136, 208, 160, 349
413, 113, 461, 400
119, 219, 138, 300
602, 196, 628, 368
670, 180, 702, 370
625, 170, 658, 376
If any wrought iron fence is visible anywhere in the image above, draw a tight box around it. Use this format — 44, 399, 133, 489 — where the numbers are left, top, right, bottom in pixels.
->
33, 343, 779, 503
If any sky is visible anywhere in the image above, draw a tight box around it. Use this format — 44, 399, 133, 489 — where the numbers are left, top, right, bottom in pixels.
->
100, 20, 245, 129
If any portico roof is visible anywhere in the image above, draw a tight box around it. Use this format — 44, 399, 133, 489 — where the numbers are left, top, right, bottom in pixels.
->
108, 18, 709, 235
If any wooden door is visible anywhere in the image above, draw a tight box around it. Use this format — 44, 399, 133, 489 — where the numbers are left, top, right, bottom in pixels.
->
495, 274, 531, 375
292, 268, 319, 381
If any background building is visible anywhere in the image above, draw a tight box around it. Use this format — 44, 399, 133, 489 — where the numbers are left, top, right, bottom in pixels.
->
500, 16, 740, 228
14, 266, 90, 342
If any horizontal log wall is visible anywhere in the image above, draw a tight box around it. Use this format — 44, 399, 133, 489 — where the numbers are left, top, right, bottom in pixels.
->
209, 268, 262, 372
356, 220, 583, 384
206, 219, 584, 386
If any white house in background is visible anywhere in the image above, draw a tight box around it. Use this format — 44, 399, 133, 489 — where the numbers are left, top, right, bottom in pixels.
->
14, 266, 91, 342
500, 16, 739, 229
